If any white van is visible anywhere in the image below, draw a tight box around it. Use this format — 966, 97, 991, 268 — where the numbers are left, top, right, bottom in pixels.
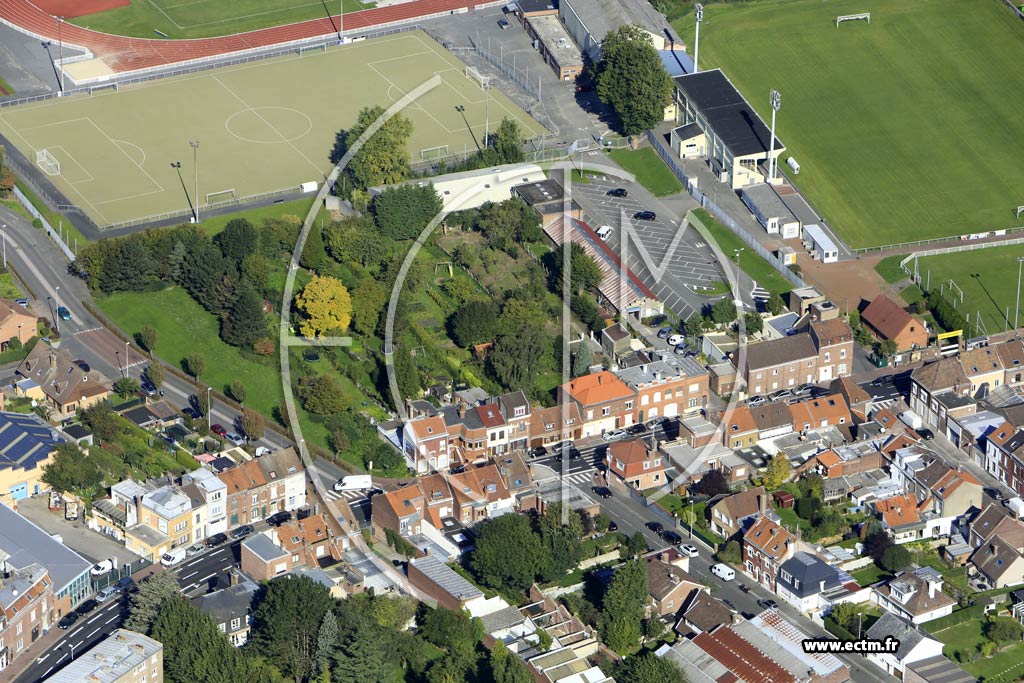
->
711, 563, 735, 581
334, 474, 373, 492
596, 225, 613, 241
161, 547, 187, 567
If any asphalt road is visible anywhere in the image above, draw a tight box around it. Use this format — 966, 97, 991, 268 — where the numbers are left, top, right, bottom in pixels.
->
16, 538, 244, 683
0, 205, 292, 453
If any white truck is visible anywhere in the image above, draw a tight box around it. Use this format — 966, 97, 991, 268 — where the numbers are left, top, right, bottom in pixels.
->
711, 563, 736, 581
161, 547, 187, 567
334, 474, 373, 492
899, 410, 924, 431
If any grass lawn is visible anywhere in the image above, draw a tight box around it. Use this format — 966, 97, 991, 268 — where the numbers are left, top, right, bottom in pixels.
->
96, 286, 282, 417
875, 254, 909, 283
0, 271, 23, 299
934, 619, 1024, 680
608, 147, 684, 197
774, 507, 809, 532
850, 564, 893, 587
200, 198, 314, 237
71, 0, 374, 39
691, 209, 793, 294
673, 0, 1024, 248
916, 244, 1024, 335
899, 283, 924, 306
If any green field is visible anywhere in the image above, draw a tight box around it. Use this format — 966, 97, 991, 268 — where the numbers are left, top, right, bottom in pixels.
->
72, 0, 373, 40
607, 147, 684, 197
674, 0, 1024, 248
915, 244, 1024, 335
0, 31, 545, 229
690, 209, 793, 294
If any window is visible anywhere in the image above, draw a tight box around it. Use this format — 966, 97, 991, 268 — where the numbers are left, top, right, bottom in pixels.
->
653, 392, 661, 403
231, 617, 241, 630
218, 623, 227, 633
251, 493, 259, 505
840, 349, 847, 359
641, 395, 649, 406
175, 520, 187, 533
773, 369, 779, 376
602, 407, 610, 416
586, 410, 594, 420
824, 352, 831, 362
690, 383, 700, 393
643, 461, 650, 470
514, 406, 526, 417
689, 398, 699, 408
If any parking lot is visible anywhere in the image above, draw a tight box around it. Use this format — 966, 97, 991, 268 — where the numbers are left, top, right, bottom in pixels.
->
569, 175, 725, 322
17, 495, 140, 567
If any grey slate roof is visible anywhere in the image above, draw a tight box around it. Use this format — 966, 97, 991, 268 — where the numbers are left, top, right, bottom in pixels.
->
745, 334, 818, 371
242, 532, 288, 562
864, 612, 937, 663
409, 555, 482, 602
777, 551, 841, 598
193, 580, 259, 626
0, 502, 91, 593
904, 655, 975, 683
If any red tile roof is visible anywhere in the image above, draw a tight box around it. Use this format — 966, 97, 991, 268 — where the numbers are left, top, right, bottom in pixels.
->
693, 626, 796, 683
562, 371, 634, 407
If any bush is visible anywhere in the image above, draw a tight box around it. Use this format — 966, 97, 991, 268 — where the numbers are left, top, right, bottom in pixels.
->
880, 545, 911, 572
795, 497, 822, 520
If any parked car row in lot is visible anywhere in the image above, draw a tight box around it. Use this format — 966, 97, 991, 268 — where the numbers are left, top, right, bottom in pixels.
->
747, 384, 829, 407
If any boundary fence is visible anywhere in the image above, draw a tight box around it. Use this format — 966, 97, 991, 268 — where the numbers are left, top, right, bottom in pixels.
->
899, 236, 1024, 280
852, 225, 1024, 255
1004, 0, 1024, 21
12, 185, 76, 260
646, 130, 805, 289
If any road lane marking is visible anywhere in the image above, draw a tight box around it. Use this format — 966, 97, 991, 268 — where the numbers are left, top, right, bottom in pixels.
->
106, 614, 119, 624
87, 613, 103, 624
87, 628, 101, 638
69, 627, 83, 638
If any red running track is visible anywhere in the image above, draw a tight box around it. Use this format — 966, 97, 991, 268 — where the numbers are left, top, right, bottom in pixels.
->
0, 0, 484, 73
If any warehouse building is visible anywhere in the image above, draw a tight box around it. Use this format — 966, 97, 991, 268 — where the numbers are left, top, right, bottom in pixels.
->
671, 69, 784, 190
559, 0, 677, 62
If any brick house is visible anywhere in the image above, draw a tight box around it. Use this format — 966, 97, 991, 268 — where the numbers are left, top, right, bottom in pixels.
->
449, 463, 513, 523
14, 345, 111, 419
529, 403, 582, 448
909, 357, 971, 432
605, 440, 666, 491
614, 356, 709, 422
809, 319, 854, 383
742, 516, 795, 592
744, 335, 819, 396
707, 487, 769, 538
646, 556, 702, 616
371, 484, 427, 539
788, 395, 853, 433
0, 564, 53, 672
493, 390, 531, 452
862, 295, 928, 352
723, 406, 759, 449
403, 415, 450, 474
559, 371, 636, 437
220, 448, 306, 528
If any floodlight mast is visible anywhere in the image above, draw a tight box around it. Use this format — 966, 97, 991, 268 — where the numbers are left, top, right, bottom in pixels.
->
768, 89, 781, 182
1016, 256, 1024, 330
189, 140, 200, 223
693, 4, 704, 74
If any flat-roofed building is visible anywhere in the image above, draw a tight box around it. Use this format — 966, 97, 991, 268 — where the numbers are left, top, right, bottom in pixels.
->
525, 15, 583, 81
44, 629, 162, 683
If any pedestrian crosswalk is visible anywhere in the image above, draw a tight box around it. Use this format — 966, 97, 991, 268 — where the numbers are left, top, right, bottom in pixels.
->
751, 283, 770, 303
563, 470, 598, 486
323, 488, 366, 503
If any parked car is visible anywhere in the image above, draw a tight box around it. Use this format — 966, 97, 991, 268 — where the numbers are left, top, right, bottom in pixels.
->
58, 612, 80, 629
231, 524, 255, 540
162, 547, 187, 567
667, 334, 685, 346
96, 586, 120, 603
679, 544, 699, 558
210, 424, 227, 437
650, 314, 668, 326
90, 559, 114, 576
140, 380, 158, 397
592, 486, 613, 499
207, 532, 228, 547
794, 384, 814, 397
607, 520, 618, 532
916, 428, 935, 441
528, 446, 548, 458
497, 17, 510, 29
657, 326, 673, 339
182, 407, 203, 420
602, 429, 628, 442
116, 576, 136, 593
57, 305, 71, 321
626, 423, 646, 435
770, 390, 793, 402
987, 487, 1005, 501
607, 188, 628, 198
646, 416, 668, 429
738, 583, 750, 593
225, 432, 245, 446
73, 359, 90, 372
674, 344, 690, 355
747, 395, 767, 407
14, 298, 28, 308
267, 511, 293, 527
186, 544, 205, 557
76, 599, 98, 615
661, 530, 683, 545
646, 521, 664, 534
254, 446, 271, 457
757, 598, 779, 610
633, 210, 656, 221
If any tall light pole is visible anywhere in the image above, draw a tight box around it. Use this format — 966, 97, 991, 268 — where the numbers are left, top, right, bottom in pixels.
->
768, 89, 781, 182
55, 16, 65, 95
207, 386, 212, 431
189, 139, 200, 223
1011, 255, 1019, 331
54, 286, 61, 335
693, 4, 704, 74
2, 223, 6, 269
339, 0, 344, 41
484, 82, 491, 147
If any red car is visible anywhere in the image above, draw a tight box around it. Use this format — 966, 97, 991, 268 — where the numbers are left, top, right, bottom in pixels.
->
210, 424, 227, 437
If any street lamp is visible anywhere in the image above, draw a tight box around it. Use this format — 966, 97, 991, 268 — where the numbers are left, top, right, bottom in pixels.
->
207, 386, 212, 431
124, 340, 130, 378
2, 223, 6, 269
1015, 257, 1024, 330
188, 140, 200, 223
733, 247, 744, 263
693, 4, 704, 74
768, 89, 781, 182
55, 16, 65, 95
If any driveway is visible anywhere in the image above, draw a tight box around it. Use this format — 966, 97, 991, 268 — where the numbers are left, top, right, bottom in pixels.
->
16, 495, 139, 567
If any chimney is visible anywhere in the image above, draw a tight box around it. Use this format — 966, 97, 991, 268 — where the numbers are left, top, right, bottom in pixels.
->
598, 374, 604, 384
757, 493, 765, 512
928, 579, 938, 599
731, 612, 742, 625
49, 353, 56, 370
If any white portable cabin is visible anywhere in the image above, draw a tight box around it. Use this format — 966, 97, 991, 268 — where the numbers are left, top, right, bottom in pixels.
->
739, 183, 800, 239
803, 224, 839, 264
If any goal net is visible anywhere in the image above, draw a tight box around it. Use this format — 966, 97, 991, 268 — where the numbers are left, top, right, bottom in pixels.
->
419, 144, 449, 161
836, 12, 870, 27
36, 149, 60, 176
205, 189, 238, 206
465, 66, 491, 89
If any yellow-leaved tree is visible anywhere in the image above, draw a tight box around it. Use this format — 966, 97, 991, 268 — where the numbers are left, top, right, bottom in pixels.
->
296, 274, 352, 338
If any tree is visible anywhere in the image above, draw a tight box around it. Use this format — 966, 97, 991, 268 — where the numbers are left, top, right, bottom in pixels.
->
223, 286, 268, 348
297, 275, 353, 337
229, 380, 247, 403
879, 339, 898, 357
880, 545, 911, 572
492, 118, 525, 164
114, 376, 140, 400
314, 611, 339, 677
798, 474, 824, 500
556, 243, 602, 294
241, 253, 273, 295
351, 279, 387, 337
325, 216, 391, 270
602, 559, 648, 625
683, 313, 704, 339
151, 595, 250, 683
419, 606, 483, 662
299, 374, 350, 415
145, 362, 164, 390
125, 570, 182, 633
372, 184, 443, 241
615, 651, 687, 683
762, 454, 791, 490
241, 408, 265, 441
864, 530, 894, 563
218, 218, 259, 264
602, 616, 643, 656
184, 352, 206, 384
985, 617, 1024, 644
744, 312, 764, 335
343, 106, 414, 189
489, 322, 546, 390
332, 622, 387, 683
300, 222, 329, 271
718, 540, 741, 563
449, 300, 499, 347
625, 531, 648, 558
571, 342, 593, 378
536, 503, 584, 582
795, 497, 822, 520
41, 443, 103, 494
489, 640, 532, 683
711, 298, 737, 325
249, 575, 335, 682
595, 24, 673, 135
643, 615, 667, 643
767, 291, 787, 316
695, 469, 730, 496
469, 513, 545, 594
136, 325, 159, 355
471, 199, 540, 252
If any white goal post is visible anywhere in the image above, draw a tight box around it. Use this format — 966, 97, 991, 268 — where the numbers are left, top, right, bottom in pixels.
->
205, 189, 238, 205
465, 66, 492, 89
36, 149, 60, 176
836, 12, 870, 27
